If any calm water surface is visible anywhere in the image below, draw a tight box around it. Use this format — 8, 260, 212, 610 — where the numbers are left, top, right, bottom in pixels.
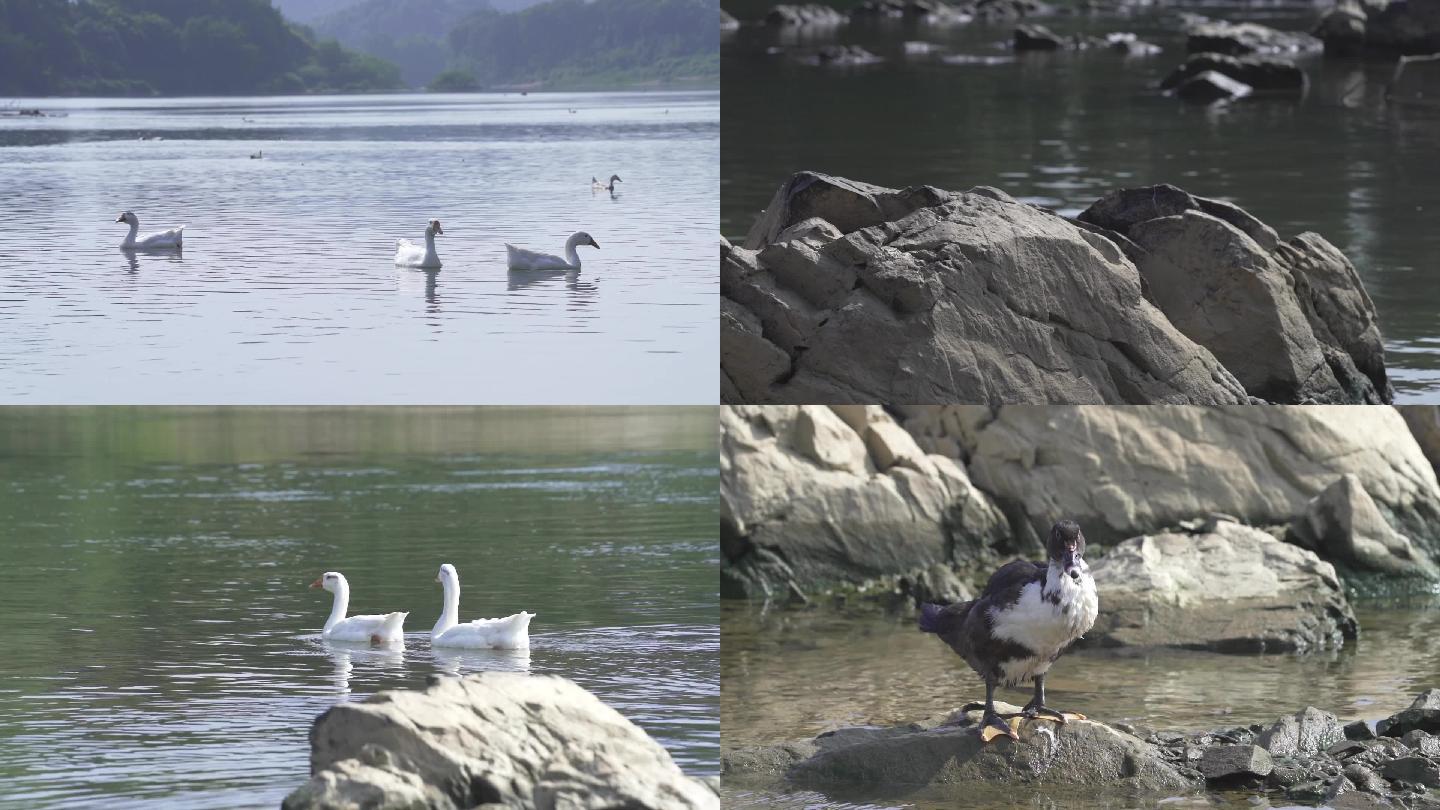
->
721, 3, 1440, 401
0, 407, 718, 808
721, 597, 1440, 808
0, 92, 718, 403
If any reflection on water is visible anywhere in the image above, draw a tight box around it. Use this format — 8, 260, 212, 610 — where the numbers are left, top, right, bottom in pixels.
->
0, 408, 718, 809
721, 596, 1440, 808
0, 92, 718, 403
721, 4, 1440, 401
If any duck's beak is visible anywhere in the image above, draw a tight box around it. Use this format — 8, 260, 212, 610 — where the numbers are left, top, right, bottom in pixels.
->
309, 577, 323, 589
115, 215, 125, 223
590, 238, 600, 249
435, 574, 442, 584
435, 224, 443, 235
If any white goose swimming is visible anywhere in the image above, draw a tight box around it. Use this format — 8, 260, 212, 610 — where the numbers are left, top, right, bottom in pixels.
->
591, 174, 622, 192
505, 231, 599, 271
395, 219, 443, 268
311, 571, 408, 645
430, 563, 533, 649
116, 211, 183, 250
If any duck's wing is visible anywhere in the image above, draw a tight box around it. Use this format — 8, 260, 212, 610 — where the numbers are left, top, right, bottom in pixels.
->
330, 611, 407, 643
980, 559, 1046, 601
395, 239, 424, 265
438, 611, 533, 649
137, 226, 184, 248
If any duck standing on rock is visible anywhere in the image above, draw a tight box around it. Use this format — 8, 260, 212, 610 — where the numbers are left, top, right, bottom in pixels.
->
918, 519, 1099, 743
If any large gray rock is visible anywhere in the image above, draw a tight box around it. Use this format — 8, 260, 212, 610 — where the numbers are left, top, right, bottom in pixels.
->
1199, 744, 1273, 781
1161, 53, 1307, 95
282, 673, 716, 810
724, 172, 1254, 405
1088, 521, 1358, 652
765, 3, 847, 26
728, 704, 1193, 791
962, 406, 1440, 556
720, 405, 1010, 597
1288, 473, 1439, 579
1173, 70, 1254, 102
1079, 186, 1391, 405
1378, 689, 1440, 738
1399, 405, 1440, 474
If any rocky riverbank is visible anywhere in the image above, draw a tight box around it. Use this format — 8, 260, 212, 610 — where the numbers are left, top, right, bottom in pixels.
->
722, 405, 1440, 639
722, 173, 1391, 405
724, 690, 1440, 808
283, 672, 718, 810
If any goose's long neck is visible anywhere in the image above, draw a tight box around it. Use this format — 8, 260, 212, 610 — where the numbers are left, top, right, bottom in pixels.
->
564, 236, 583, 268
433, 576, 459, 636
325, 581, 349, 633
124, 220, 139, 243
424, 231, 439, 265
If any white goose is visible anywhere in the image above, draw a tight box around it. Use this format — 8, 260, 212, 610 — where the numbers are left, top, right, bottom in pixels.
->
395, 219, 443, 269
116, 211, 183, 250
591, 174, 622, 192
311, 571, 408, 645
430, 563, 533, 649
506, 231, 599, 271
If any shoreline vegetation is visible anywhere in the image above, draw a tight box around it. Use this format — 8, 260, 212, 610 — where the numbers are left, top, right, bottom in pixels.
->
0, 0, 718, 99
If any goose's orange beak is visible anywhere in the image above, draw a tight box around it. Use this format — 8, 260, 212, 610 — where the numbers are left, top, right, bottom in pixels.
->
309, 577, 323, 589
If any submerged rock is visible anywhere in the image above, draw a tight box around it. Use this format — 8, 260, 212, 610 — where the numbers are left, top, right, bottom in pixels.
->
282, 673, 716, 810
1173, 69, 1253, 102
1257, 707, 1346, 758
728, 703, 1193, 791
1378, 689, 1440, 738
721, 9, 740, 31
1013, 23, 1065, 50
1087, 521, 1358, 652
1161, 53, 1307, 95
798, 44, 885, 66
723, 172, 1392, 405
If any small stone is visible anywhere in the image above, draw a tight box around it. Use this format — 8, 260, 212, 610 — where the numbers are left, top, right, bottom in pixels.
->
1401, 729, 1440, 756
1344, 720, 1376, 741
1199, 744, 1273, 781
1380, 756, 1440, 788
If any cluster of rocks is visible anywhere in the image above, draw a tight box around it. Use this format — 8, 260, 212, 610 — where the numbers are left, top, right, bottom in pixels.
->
722, 172, 1392, 405
758, 0, 1051, 29
721, 404, 1440, 649
1012, 24, 1161, 56
724, 691, 1440, 808
283, 672, 718, 810
1161, 16, 1320, 103
1316, 0, 1440, 57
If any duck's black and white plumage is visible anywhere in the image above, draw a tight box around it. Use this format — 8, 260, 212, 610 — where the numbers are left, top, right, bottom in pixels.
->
918, 520, 1098, 742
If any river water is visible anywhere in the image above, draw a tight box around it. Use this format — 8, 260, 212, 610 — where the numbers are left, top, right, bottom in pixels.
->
721, 2, 1440, 402
721, 596, 1440, 808
0, 92, 718, 404
0, 407, 718, 809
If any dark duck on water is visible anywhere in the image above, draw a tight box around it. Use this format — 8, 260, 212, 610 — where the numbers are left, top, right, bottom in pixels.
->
918, 520, 1099, 743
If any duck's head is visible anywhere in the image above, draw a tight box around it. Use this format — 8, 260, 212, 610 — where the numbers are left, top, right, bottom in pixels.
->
1047, 520, 1088, 582
310, 571, 345, 592
116, 211, 137, 224
436, 563, 457, 585
427, 219, 443, 237
610, 174, 622, 184
569, 231, 600, 250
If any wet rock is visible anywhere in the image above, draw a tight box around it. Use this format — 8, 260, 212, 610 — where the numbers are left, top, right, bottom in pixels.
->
765, 3, 848, 27
1398, 406, 1440, 475
720, 406, 1010, 597
1014, 23, 1064, 50
1316, 0, 1440, 56
721, 8, 740, 31
1343, 762, 1390, 795
1087, 521, 1358, 652
899, 563, 974, 605
799, 44, 884, 66
1390, 54, 1440, 107
1378, 689, 1440, 737
1381, 757, 1440, 787
1078, 185, 1392, 405
1289, 473, 1439, 579
1401, 729, 1440, 757
1345, 720, 1377, 741
1173, 70, 1253, 102
1186, 18, 1323, 56
732, 703, 1193, 790
1198, 744, 1273, 782
282, 673, 716, 810
1161, 53, 1306, 95
1107, 32, 1161, 56
974, 0, 1054, 21
1256, 707, 1346, 758
853, 0, 973, 23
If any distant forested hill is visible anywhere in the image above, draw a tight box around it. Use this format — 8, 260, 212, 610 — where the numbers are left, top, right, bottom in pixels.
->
0, 0, 402, 96
309, 0, 717, 90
